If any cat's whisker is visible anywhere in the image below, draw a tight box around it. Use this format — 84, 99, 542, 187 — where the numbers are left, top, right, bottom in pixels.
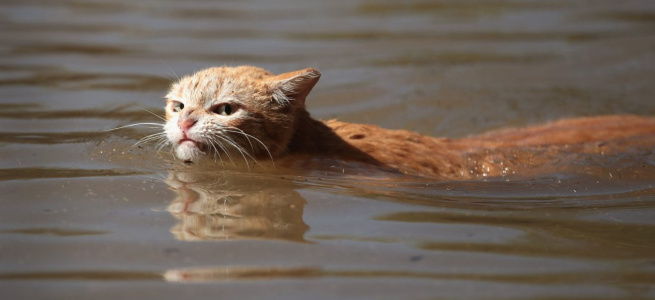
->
132, 136, 169, 153
222, 127, 275, 167
144, 68, 176, 84
134, 131, 166, 141
155, 138, 172, 153
205, 125, 233, 166
206, 139, 225, 166
223, 129, 254, 153
137, 106, 167, 122
159, 59, 180, 82
104, 123, 165, 132
155, 141, 166, 153
207, 141, 217, 163
208, 137, 235, 166
215, 152, 222, 165
144, 135, 170, 154
212, 136, 241, 168
221, 127, 255, 153
133, 132, 168, 148
221, 130, 261, 167
221, 134, 262, 170
102, 120, 170, 155
216, 135, 253, 172
204, 126, 225, 166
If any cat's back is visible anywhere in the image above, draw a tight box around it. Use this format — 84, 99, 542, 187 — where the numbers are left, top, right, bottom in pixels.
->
322, 115, 655, 179
458, 115, 655, 149
455, 115, 655, 179
324, 119, 465, 178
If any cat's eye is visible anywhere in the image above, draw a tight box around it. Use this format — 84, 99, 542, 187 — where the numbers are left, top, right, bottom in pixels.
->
172, 101, 184, 112
213, 104, 234, 116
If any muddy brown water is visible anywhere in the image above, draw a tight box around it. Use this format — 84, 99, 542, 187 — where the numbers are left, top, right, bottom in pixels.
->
2, 0, 655, 299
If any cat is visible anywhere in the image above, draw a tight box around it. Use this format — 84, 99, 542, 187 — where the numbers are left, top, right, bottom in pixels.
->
162, 65, 655, 179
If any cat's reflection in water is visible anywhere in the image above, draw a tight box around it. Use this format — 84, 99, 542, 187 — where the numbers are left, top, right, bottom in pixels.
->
165, 171, 309, 243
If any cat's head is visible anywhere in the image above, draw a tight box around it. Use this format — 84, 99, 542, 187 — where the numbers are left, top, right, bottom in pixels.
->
164, 66, 320, 164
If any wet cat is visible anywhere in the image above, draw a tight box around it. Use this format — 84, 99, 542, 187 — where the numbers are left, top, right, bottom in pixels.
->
163, 66, 655, 179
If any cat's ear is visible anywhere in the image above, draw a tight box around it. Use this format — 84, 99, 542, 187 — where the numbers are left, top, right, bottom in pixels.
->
268, 68, 321, 106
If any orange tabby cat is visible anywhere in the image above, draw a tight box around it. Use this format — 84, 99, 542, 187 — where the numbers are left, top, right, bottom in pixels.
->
163, 66, 655, 179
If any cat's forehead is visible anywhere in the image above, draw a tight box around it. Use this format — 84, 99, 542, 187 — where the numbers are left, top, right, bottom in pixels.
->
166, 66, 273, 105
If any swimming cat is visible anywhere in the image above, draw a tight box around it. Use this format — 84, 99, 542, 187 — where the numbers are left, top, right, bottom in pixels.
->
162, 66, 655, 179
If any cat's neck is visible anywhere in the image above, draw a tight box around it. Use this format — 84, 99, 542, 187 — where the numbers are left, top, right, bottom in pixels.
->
286, 109, 380, 164
287, 109, 329, 154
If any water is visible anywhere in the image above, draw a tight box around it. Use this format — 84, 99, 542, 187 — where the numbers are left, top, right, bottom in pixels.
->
2, 0, 655, 299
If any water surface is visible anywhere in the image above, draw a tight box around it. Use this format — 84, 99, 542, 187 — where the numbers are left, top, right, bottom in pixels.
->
2, 0, 655, 299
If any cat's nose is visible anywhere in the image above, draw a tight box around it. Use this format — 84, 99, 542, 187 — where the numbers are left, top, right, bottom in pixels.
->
178, 118, 197, 131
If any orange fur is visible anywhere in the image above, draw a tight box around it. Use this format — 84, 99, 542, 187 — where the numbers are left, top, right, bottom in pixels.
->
164, 66, 655, 179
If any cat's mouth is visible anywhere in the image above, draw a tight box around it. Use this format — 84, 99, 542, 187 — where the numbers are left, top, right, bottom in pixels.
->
175, 138, 207, 163
179, 138, 202, 148
178, 138, 209, 152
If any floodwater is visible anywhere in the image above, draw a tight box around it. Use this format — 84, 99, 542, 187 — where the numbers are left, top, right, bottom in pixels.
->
2, 0, 655, 299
